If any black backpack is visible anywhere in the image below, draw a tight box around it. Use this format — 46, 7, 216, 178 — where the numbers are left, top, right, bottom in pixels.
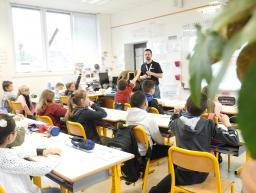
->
107, 125, 151, 184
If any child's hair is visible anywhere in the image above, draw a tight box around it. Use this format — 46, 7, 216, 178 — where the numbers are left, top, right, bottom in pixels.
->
17, 85, 29, 96
142, 80, 155, 94
56, 82, 64, 88
186, 94, 208, 116
2, 81, 13, 91
130, 91, 146, 108
0, 114, 16, 145
65, 90, 87, 120
37, 89, 55, 113
117, 79, 128, 90
66, 82, 75, 90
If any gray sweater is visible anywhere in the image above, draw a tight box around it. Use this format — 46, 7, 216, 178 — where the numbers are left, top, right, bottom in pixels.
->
169, 112, 240, 152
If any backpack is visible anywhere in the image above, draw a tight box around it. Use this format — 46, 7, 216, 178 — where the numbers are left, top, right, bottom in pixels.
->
107, 125, 151, 184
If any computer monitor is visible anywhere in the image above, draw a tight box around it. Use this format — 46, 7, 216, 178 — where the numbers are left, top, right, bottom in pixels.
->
128, 72, 135, 81
99, 72, 110, 87
112, 76, 118, 85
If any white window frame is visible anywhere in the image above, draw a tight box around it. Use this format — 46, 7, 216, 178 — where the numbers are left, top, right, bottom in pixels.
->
10, 4, 98, 77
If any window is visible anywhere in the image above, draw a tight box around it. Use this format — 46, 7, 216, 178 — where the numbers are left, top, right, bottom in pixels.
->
46, 12, 72, 71
12, 7, 45, 72
11, 6, 98, 73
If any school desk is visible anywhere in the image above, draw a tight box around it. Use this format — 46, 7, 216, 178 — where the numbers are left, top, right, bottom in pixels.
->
23, 132, 134, 193
221, 105, 238, 115
156, 99, 186, 110
102, 108, 171, 129
102, 108, 246, 173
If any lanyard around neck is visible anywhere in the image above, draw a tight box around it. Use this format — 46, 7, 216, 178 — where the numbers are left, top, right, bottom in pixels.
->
145, 63, 153, 71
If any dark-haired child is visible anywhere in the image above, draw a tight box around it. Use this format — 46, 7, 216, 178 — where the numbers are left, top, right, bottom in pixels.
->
0, 114, 61, 193
142, 80, 164, 114
127, 91, 170, 160
149, 94, 239, 193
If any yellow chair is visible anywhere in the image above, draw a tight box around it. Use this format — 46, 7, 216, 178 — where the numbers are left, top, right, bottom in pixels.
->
36, 115, 54, 126
60, 96, 69, 105
123, 103, 131, 111
7, 100, 14, 113
148, 107, 159, 114
0, 185, 5, 193
11, 101, 27, 117
96, 126, 108, 137
66, 121, 86, 139
168, 146, 235, 193
133, 126, 167, 193
113, 103, 131, 111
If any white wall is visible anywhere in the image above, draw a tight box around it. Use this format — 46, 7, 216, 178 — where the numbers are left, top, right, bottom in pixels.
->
0, 0, 112, 97
111, 0, 212, 99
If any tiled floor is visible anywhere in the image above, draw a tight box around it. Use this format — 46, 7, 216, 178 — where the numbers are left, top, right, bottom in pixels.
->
44, 151, 245, 193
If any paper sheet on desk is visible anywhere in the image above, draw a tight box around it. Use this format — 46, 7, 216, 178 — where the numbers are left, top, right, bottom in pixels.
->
93, 145, 124, 161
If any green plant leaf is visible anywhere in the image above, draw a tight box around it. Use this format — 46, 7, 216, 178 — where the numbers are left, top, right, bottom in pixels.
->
212, 0, 256, 32
238, 60, 256, 159
189, 26, 212, 105
208, 12, 256, 100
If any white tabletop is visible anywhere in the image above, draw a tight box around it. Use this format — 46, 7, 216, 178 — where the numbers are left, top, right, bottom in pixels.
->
157, 99, 186, 108
24, 133, 134, 183
103, 108, 171, 129
221, 105, 238, 115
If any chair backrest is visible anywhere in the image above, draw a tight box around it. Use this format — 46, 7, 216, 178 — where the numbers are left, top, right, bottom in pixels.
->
60, 96, 69, 105
124, 103, 131, 111
7, 100, 13, 111
202, 113, 218, 124
11, 101, 26, 116
149, 107, 159, 114
66, 121, 86, 139
168, 146, 221, 192
36, 116, 54, 126
132, 126, 149, 151
0, 185, 5, 193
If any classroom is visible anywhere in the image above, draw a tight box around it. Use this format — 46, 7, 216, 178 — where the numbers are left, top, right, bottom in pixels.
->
0, 0, 255, 193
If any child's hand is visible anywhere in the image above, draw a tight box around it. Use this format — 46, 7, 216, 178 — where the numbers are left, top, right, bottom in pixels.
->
174, 106, 183, 113
43, 148, 61, 156
220, 114, 231, 127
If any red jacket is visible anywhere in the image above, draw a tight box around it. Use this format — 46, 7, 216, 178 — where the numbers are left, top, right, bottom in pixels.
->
37, 103, 67, 128
114, 83, 134, 104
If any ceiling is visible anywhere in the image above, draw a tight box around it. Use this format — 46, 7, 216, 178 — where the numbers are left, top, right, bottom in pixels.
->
10, 0, 157, 14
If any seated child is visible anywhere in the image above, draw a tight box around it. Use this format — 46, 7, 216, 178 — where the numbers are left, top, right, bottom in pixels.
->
149, 94, 239, 193
64, 74, 81, 96
126, 91, 170, 160
114, 70, 141, 109
16, 85, 35, 119
54, 82, 64, 102
0, 114, 61, 193
37, 90, 67, 128
65, 90, 107, 143
142, 80, 164, 114
1, 81, 16, 112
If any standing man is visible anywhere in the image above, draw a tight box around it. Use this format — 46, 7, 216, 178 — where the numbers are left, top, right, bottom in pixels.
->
140, 49, 163, 98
